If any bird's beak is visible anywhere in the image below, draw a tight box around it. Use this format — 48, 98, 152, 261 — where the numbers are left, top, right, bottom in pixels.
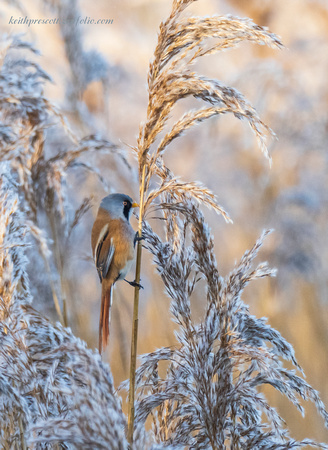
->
132, 202, 139, 208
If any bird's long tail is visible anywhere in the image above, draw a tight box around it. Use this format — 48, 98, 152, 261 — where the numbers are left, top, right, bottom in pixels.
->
99, 279, 113, 354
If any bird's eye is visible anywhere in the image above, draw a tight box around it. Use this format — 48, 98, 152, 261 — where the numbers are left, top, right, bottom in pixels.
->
123, 201, 128, 206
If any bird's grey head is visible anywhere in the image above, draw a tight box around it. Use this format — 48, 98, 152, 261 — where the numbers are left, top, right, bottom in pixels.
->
100, 193, 137, 221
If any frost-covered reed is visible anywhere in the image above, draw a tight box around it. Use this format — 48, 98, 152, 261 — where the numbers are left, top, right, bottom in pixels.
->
0, 33, 124, 326
0, 163, 128, 449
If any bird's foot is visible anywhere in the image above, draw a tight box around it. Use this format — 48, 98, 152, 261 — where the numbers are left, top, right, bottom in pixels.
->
124, 278, 144, 289
134, 232, 145, 244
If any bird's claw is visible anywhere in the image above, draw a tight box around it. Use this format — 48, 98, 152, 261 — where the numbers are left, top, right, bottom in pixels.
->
124, 278, 144, 289
134, 232, 145, 243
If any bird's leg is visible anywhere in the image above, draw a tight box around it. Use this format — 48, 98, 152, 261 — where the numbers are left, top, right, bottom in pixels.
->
124, 278, 144, 289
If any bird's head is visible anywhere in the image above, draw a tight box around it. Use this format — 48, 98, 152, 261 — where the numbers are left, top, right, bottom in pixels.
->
100, 193, 139, 221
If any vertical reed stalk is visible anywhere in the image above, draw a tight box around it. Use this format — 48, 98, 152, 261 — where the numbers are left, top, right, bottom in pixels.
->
127, 164, 146, 444
48, 213, 67, 326
42, 255, 65, 326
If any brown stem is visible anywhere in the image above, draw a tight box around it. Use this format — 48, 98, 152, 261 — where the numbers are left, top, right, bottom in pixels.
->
127, 164, 146, 444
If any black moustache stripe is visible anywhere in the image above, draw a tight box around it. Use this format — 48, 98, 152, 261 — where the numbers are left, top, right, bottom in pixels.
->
123, 202, 131, 220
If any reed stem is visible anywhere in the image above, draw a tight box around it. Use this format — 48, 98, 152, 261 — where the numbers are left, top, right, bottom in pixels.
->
127, 164, 146, 444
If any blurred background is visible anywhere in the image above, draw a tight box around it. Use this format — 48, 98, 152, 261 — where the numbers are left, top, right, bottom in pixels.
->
1, 0, 328, 443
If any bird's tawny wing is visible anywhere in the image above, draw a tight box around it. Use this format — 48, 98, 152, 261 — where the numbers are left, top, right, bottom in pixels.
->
93, 224, 115, 282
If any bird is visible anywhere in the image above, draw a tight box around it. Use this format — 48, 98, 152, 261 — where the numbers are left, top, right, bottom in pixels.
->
91, 193, 139, 354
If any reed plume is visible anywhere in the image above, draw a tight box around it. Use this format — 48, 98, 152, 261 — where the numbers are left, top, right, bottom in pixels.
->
125, 0, 328, 446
